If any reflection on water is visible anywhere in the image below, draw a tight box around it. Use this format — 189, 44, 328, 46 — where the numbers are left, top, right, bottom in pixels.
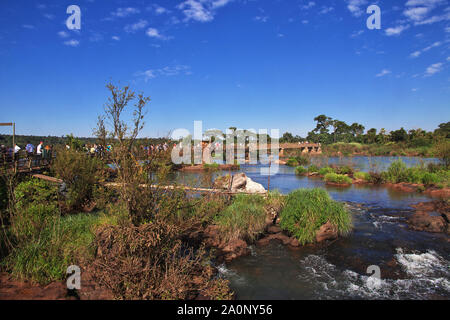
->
170, 157, 449, 300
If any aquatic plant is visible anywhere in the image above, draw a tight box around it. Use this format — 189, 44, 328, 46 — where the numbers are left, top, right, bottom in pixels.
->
279, 189, 352, 245
307, 165, 319, 173
214, 194, 267, 242
319, 167, 334, 176
295, 166, 308, 176
354, 171, 370, 181
286, 158, 299, 167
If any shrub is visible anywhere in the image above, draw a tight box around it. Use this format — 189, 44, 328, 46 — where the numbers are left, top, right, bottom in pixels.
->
354, 171, 370, 181
308, 165, 319, 173
214, 194, 267, 242
286, 158, 299, 167
51, 148, 105, 211
279, 189, 351, 245
295, 156, 310, 166
384, 160, 408, 183
335, 165, 353, 175
14, 179, 58, 211
422, 172, 440, 185
204, 163, 219, 171
324, 173, 352, 185
319, 167, 334, 176
368, 172, 385, 184
295, 166, 308, 176
91, 222, 233, 300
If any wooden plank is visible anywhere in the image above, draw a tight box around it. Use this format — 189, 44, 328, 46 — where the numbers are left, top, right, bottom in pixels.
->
31, 174, 63, 184
0, 123, 13, 126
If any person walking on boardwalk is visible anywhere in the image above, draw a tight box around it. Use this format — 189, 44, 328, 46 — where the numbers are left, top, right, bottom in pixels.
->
36, 141, 43, 166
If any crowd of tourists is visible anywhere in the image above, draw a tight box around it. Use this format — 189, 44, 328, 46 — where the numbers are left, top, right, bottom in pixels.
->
0, 141, 54, 166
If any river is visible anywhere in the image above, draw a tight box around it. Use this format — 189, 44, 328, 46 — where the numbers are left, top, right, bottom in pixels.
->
175, 156, 449, 300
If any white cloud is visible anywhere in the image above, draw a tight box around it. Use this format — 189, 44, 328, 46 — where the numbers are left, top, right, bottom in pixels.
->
446, 26, 450, 32
64, 39, 80, 47
319, 6, 334, 14
177, 0, 232, 23
112, 7, 140, 18
409, 41, 442, 58
146, 28, 162, 38
376, 69, 391, 77
302, 20, 309, 24
425, 62, 443, 76
301, 1, 316, 10
350, 30, 364, 38
112, 36, 120, 41
22, 25, 35, 29
385, 25, 409, 36
404, 7, 431, 21
411, 88, 418, 91
58, 31, 69, 38
136, 65, 192, 82
346, 0, 368, 17
403, 0, 449, 25
124, 19, 148, 33
149, 4, 170, 15
254, 16, 269, 22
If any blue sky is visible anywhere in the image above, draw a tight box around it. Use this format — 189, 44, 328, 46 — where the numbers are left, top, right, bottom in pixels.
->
0, 0, 449, 138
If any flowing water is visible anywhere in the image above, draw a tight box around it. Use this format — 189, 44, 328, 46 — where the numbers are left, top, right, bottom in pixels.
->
175, 157, 449, 300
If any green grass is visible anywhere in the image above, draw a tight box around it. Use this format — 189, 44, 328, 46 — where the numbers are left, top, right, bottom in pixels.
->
214, 194, 267, 242
307, 165, 319, 173
382, 159, 450, 186
319, 167, 335, 176
3, 209, 126, 284
279, 189, 352, 245
324, 173, 353, 185
286, 158, 299, 167
295, 166, 308, 176
354, 171, 370, 181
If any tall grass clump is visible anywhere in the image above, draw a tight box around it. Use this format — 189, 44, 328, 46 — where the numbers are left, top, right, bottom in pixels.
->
354, 171, 370, 181
308, 165, 319, 173
319, 167, 334, 176
214, 194, 267, 242
286, 158, 299, 167
295, 166, 308, 176
324, 173, 352, 185
279, 189, 352, 245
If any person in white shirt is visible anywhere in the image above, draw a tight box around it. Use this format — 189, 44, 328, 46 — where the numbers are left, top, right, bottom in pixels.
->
14, 144, 20, 154
37, 142, 43, 155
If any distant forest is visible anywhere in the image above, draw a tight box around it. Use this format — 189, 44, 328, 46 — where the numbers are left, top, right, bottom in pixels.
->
0, 134, 170, 148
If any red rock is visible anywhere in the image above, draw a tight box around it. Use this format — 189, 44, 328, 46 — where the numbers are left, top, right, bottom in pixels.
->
315, 221, 338, 242
407, 211, 447, 233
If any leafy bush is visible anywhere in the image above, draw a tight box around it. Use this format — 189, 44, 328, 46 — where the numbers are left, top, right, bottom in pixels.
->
421, 172, 440, 185
335, 165, 353, 175
279, 189, 351, 245
308, 165, 319, 173
368, 172, 385, 184
324, 173, 352, 185
354, 171, 370, 181
51, 148, 105, 211
295, 156, 310, 166
295, 166, 308, 176
319, 167, 334, 176
214, 194, 267, 242
384, 160, 408, 183
286, 158, 299, 167
14, 179, 58, 210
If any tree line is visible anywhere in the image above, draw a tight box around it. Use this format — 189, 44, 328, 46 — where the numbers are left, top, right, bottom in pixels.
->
280, 115, 449, 146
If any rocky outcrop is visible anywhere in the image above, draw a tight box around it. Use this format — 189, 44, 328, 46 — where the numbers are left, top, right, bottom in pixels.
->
408, 212, 447, 233
409, 201, 450, 234
203, 225, 250, 263
213, 173, 266, 194
315, 221, 338, 242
